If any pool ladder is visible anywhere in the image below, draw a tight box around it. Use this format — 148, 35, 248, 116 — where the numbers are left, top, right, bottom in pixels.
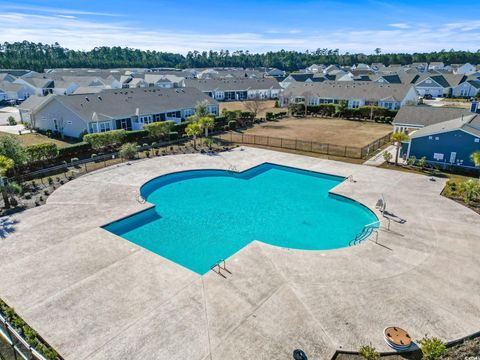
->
211, 259, 231, 278
349, 218, 391, 246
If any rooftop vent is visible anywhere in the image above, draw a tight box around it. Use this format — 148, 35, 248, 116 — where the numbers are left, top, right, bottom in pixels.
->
85, 97, 90, 102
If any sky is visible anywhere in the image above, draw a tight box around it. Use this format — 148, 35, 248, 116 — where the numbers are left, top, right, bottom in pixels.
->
0, 0, 479, 54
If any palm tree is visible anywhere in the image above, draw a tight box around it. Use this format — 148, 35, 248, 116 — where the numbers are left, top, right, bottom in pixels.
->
460, 179, 480, 205
391, 132, 410, 166
199, 116, 215, 137
0, 155, 14, 209
185, 122, 202, 149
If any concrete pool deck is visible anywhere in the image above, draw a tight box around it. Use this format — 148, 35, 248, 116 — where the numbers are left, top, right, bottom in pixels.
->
0, 147, 479, 360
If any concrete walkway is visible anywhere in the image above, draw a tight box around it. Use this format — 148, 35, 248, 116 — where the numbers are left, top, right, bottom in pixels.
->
0, 147, 479, 360
363, 144, 405, 166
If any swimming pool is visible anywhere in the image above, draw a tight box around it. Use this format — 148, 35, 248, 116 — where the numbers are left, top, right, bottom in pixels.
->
104, 163, 377, 274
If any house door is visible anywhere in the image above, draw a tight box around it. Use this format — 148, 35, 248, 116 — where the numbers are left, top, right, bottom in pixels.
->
449, 152, 457, 163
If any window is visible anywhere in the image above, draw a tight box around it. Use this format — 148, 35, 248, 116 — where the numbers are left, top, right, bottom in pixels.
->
350, 100, 360, 109
475, 138, 479, 143
99, 121, 111, 132
428, 136, 433, 140
435, 136, 439, 140
433, 153, 444, 161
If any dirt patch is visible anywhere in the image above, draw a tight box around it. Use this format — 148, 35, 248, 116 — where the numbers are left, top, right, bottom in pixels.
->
241, 117, 392, 147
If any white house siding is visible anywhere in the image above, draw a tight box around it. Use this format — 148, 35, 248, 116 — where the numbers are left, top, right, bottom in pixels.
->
31, 99, 88, 138
452, 83, 479, 97
400, 87, 420, 106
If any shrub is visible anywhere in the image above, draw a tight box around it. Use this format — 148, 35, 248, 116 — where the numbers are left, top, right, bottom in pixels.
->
124, 130, 149, 143
119, 142, 137, 160
459, 179, 480, 204
144, 121, 175, 139
172, 121, 190, 135
84, 129, 126, 150
169, 131, 179, 140
25, 143, 59, 163
417, 156, 427, 168
213, 116, 228, 130
228, 120, 237, 130
383, 151, 392, 163
7, 116, 16, 125
407, 156, 416, 166
58, 142, 91, 157
418, 336, 447, 359
359, 344, 380, 360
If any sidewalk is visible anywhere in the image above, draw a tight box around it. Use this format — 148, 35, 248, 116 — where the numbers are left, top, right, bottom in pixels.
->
363, 144, 405, 166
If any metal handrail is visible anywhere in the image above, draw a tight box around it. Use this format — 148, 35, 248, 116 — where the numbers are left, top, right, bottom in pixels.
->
0, 313, 49, 360
350, 217, 391, 246
136, 192, 146, 204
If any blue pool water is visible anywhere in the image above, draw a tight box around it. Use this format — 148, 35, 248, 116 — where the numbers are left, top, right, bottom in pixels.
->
104, 163, 377, 274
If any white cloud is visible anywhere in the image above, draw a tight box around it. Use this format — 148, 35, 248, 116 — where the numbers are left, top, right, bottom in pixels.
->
0, 3, 121, 17
0, 12, 478, 54
389, 23, 411, 29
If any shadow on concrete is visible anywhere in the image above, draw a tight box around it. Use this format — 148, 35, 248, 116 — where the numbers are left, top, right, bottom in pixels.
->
0, 216, 19, 239
384, 211, 407, 224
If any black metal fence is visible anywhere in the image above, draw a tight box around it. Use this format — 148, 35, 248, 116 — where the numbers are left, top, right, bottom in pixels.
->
0, 313, 51, 360
214, 132, 392, 159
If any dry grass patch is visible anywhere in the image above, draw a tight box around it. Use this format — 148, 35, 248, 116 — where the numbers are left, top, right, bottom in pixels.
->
219, 100, 282, 117
0, 132, 73, 148
241, 117, 392, 147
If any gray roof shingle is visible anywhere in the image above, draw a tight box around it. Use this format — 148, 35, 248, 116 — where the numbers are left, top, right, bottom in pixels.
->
410, 114, 480, 138
25, 87, 217, 122
283, 82, 415, 102
393, 106, 473, 127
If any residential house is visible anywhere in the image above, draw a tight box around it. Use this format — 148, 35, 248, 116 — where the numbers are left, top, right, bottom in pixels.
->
280, 73, 316, 88
265, 68, 286, 77
18, 87, 219, 138
404, 113, 480, 170
144, 74, 178, 88
451, 79, 480, 97
413, 74, 466, 97
0, 82, 35, 101
14, 77, 54, 96
306, 64, 325, 73
0, 73, 17, 83
370, 63, 386, 72
373, 74, 402, 84
428, 62, 445, 71
392, 105, 472, 133
410, 63, 428, 72
183, 78, 282, 101
280, 82, 418, 110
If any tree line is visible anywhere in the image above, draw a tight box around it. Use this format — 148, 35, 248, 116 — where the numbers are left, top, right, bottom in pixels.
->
1, 41, 480, 72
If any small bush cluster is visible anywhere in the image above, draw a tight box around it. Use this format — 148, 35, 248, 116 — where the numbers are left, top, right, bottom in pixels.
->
265, 111, 287, 120
358, 344, 380, 360
418, 336, 447, 359
0, 298, 59, 359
